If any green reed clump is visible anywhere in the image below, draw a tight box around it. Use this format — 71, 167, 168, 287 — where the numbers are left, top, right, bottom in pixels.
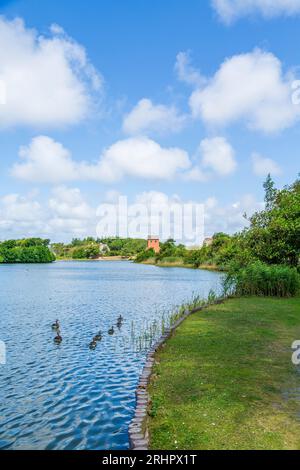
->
223, 262, 300, 298
132, 291, 222, 352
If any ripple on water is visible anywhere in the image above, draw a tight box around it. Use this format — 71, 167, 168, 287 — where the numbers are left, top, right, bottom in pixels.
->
0, 261, 222, 449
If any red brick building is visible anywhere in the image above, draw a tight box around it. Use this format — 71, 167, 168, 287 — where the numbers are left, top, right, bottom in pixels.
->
147, 236, 160, 254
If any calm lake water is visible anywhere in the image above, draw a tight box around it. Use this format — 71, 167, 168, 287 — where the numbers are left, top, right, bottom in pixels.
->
0, 261, 222, 450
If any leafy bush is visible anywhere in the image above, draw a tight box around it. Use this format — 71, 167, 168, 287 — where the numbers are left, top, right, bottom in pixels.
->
52, 237, 147, 259
0, 239, 55, 264
223, 262, 300, 298
135, 248, 155, 263
72, 244, 100, 259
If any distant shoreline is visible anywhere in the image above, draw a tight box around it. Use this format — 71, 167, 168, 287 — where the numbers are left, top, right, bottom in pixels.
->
55, 257, 222, 272
56, 256, 131, 262
140, 258, 222, 272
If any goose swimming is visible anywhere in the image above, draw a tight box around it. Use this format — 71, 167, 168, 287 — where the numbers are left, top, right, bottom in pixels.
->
54, 332, 62, 344
52, 320, 60, 331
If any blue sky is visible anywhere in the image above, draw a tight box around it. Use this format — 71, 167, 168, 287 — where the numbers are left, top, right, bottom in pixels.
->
0, 0, 299, 242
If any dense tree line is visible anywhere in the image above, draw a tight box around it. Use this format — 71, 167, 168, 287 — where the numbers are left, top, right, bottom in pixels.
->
51, 237, 147, 260
1, 175, 298, 279
136, 175, 300, 272
0, 238, 55, 264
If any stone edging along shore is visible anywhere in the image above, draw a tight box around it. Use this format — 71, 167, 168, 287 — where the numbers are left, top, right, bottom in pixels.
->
128, 298, 225, 450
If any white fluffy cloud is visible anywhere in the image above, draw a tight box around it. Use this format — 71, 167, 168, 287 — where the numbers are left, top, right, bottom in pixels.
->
97, 136, 190, 181
204, 193, 264, 235
0, 187, 97, 240
123, 98, 186, 135
12, 135, 191, 183
12, 136, 79, 183
49, 186, 95, 220
252, 152, 282, 176
0, 187, 263, 242
0, 192, 46, 237
185, 136, 237, 181
212, 0, 300, 24
190, 49, 299, 133
0, 17, 102, 128
200, 137, 237, 175
47, 186, 97, 238
175, 51, 205, 87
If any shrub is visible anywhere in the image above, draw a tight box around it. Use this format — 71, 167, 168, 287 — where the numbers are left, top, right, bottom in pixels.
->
223, 262, 300, 298
135, 248, 156, 263
0, 239, 55, 264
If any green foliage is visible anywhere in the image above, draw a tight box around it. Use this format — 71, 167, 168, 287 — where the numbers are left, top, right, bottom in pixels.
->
52, 237, 147, 260
178, 175, 300, 273
135, 248, 155, 263
243, 175, 300, 267
63, 243, 100, 260
0, 238, 55, 264
181, 233, 248, 269
103, 237, 147, 256
223, 262, 300, 298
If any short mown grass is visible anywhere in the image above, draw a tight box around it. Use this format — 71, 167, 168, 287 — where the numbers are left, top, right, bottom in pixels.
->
148, 296, 300, 450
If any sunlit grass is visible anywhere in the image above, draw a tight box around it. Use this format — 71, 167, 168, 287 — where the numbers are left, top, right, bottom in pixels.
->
148, 296, 300, 450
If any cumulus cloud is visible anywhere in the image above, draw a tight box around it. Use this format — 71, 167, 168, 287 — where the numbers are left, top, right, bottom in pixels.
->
47, 186, 97, 238
252, 152, 282, 176
185, 136, 237, 181
0, 17, 102, 128
12, 136, 79, 183
97, 136, 190, 181
0, 192, 46, 237
0, 187, 97, 240
204, 193, 264, 236
200, 137, 237, 175
123, 98, 186, 135
125, 191, 264, 239
212, 0, 300, 24
175, 51, 206, 87
0, 187, 263, 242
49, 186, 95, 220
12, 135, 191, 183
189, 49, 299, 133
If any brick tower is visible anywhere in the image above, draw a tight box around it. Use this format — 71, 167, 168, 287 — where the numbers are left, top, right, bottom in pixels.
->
147, 236, 160, 254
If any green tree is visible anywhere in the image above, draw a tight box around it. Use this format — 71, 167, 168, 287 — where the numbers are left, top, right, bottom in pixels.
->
263, 174, 277, 211
244, 176, 300, 267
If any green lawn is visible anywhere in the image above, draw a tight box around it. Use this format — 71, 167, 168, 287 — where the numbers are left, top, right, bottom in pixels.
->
148, 297, 300, 450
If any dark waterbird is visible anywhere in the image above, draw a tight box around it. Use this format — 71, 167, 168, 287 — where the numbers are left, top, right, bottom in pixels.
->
108, 326, 115, 336
89, 340, 97, 350
93, 331, 102, 342
52, 320, 60, 331
54, 331, 62, 344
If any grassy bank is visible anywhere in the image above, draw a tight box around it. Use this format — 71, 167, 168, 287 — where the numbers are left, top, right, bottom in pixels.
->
148, 296, 300, 450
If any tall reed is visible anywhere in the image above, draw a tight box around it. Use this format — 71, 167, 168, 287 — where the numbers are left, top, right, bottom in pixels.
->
132, 291, 221, 352
223, 262, 300, 298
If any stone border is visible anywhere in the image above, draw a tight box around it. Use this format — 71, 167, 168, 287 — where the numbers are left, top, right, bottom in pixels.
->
128, 298, 225, 450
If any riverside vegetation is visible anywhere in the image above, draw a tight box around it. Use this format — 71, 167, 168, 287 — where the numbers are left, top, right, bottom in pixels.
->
0, 175, 299, 450
0, 238, 55, 264
148, 296, 300, 450
51, 237, 147, 260
1, 175, 299, 297
137, 175, 300, 272
146, 175, 300, 450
